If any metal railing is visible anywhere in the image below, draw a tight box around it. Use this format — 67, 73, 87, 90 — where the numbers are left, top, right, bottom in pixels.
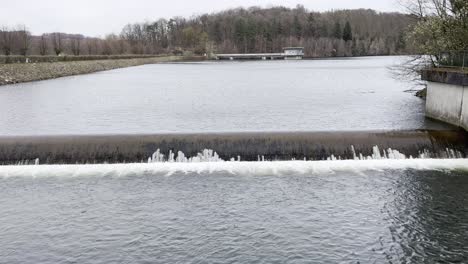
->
437, 51, 467, 70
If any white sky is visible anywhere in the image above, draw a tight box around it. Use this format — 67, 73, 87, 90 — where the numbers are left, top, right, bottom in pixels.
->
1, 0, 402, 37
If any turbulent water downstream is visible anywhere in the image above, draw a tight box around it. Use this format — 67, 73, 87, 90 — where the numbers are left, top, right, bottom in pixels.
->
1, 163, 468, 263
1, 57, 467, 263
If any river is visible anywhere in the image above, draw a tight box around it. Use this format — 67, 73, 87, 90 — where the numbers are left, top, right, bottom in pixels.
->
0, 56, 450, 135
0, 57, 467, 263
1, 162, 468, 263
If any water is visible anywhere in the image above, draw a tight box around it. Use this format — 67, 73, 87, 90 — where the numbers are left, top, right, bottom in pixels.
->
1, 57, 467, 263
1, 162, 468, 263
0, 56, 450, 136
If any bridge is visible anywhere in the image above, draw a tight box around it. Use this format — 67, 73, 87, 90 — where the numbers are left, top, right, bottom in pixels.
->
215, 47, 304, 60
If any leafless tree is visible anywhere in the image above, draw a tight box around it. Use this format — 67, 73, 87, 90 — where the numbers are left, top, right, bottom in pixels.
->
52, 33, 62, 55
0, 6, 422, 57
18, 25, 31, 56
393, 0, 467, 95
86, 38, 100, 55
70, 36, 82, 56
398, 0, 459, 18
0, 27, 14, 55
39, 34, 48, 55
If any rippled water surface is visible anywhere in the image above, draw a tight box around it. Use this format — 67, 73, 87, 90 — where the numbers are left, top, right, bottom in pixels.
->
0, 56, 449, 135
1, 167, 467, 263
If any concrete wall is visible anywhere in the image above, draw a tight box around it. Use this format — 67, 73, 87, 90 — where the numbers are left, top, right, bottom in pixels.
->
426, 82, 467, 129
462, 87, 468, 130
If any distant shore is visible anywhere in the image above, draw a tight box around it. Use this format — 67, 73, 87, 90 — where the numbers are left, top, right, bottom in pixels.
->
0, 56, 204, 86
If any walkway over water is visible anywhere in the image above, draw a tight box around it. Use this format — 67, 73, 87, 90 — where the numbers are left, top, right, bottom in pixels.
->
215, 53, 286, 60
215, 47, 304, 60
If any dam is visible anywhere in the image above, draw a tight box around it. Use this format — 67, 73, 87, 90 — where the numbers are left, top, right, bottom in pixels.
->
0, 130, 467, 165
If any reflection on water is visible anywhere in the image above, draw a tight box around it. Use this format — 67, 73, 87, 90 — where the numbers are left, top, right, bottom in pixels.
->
386, 170, 468, 263
0, 56, 451, 136
0, 168, 467, 263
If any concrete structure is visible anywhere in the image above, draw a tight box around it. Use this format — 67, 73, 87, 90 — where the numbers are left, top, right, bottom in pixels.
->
215, 53, 285, 60
0, 131, 467, 164
283, 47, 304, 60
215, 47, 304, 60
422, 69, 468, 130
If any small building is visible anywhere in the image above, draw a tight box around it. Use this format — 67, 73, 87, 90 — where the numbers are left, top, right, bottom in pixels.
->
283, 47, 304, 60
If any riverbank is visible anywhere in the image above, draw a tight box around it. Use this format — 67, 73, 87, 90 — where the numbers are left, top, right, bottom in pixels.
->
0, 56, 204, 86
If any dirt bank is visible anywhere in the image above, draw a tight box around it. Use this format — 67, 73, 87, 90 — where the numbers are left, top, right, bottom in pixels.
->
0, 56, 204, 86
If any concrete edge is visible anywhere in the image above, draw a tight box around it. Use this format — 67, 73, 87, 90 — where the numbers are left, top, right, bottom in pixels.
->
422, 69, 468, 86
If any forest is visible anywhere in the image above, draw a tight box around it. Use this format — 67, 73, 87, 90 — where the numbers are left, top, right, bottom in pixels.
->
0, 6, 416, 58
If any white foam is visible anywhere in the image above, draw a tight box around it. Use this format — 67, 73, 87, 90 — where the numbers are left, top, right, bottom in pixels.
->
143, 146, 463, 164
0, 159, 467, 178
10, 146, 465, 166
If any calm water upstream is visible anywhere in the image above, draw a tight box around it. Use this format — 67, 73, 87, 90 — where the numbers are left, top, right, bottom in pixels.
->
0, 56, 450, 136
0, 163, 468, 263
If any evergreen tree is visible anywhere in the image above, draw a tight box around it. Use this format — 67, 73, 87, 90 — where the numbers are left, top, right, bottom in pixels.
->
234, 19, 247, 52
293, 16, 302, 40
333, 22, 342, 39
306, 13, 318, 38
342, 21, 353, 42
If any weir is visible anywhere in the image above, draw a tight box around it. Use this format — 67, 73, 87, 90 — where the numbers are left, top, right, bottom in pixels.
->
0, 130, 467, 165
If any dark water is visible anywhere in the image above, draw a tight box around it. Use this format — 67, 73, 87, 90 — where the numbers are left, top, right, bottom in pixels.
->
1, 168, 467, 263
0, 57, 450, 136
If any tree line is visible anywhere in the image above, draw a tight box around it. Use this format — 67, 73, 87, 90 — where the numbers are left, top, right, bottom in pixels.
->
393, 0, 467, 87
404, 0, 467, 56
1, 6, 417, 57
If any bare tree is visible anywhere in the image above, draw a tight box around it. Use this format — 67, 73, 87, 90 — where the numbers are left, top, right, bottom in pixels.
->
0, 6, 424, 57
394, 0, 467, 96
39, 34, 48, 55
86, 38, 99, 55
0, 27, 14, 56
70, 36, 82, 56
398, 0, 462, 19
18, 25, 31, 56
52, 33, 62, 55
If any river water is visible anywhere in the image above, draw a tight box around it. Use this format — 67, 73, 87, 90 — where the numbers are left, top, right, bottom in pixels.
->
1, 57, 467, 263
1, 161, 468, 263
0, 56, 450, 135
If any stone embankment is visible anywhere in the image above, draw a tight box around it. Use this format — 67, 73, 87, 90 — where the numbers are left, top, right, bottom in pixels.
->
0, 56, 203, 86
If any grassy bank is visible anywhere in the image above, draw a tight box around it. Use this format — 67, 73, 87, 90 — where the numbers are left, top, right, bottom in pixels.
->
0, 56, 204, 86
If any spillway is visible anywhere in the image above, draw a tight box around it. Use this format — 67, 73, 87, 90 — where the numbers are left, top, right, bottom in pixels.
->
0, 130, 467, 165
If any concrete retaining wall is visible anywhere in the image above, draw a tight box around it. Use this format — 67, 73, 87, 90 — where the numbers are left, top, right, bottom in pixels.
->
423, 69, 468, 130
462, 88, 468, 130
426, 82, 465, 127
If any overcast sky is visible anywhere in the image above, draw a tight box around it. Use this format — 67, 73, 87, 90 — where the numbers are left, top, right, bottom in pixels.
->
1, 0, 402, 37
